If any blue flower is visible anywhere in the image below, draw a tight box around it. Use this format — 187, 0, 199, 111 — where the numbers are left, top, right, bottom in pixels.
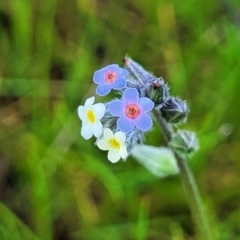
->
108, 88, 154, 133
93, 64, 128, 96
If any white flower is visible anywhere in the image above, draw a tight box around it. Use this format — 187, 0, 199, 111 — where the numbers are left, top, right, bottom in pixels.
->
97, 128, 128, 163
78, 97, 106, 140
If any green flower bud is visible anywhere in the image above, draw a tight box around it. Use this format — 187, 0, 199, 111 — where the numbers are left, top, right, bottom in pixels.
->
169, 130, 199, 156
160, 97, 189, 124
146, 78, 169, 106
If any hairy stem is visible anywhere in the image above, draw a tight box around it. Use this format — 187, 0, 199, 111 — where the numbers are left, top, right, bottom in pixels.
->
153, 109, 211, 240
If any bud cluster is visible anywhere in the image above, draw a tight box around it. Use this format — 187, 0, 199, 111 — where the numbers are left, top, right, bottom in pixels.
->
123, 56, 189, 124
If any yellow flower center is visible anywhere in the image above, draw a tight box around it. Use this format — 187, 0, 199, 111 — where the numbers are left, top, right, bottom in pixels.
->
87, 110, 95, 123
109, 138, 120, 149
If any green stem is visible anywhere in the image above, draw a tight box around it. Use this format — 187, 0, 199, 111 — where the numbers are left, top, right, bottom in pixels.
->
153, 109, 211, 240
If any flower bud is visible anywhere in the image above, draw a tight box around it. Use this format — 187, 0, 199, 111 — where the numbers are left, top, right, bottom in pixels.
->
160, 97, 189, 124
123, 56, 156, 86
146, 78, 169, 106
169, 130, 199, 156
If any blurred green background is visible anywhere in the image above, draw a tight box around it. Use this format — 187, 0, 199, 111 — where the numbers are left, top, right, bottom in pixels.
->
0, 0, 240, 239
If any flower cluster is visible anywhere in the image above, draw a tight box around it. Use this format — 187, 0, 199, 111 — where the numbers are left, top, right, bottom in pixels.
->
78, 57, 190, 163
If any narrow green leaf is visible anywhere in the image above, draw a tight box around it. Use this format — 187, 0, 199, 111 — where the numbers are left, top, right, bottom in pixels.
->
132, 145, 179, 178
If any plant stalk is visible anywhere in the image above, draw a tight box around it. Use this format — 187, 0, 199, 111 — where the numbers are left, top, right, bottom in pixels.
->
153, 109, 211, 240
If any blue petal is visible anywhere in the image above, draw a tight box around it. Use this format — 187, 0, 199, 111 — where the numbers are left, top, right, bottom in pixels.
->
96, 84, 111, 96
134, 114, 153, 131
93, 69, 105, 84
111, 77, 126, 90
109, 100, 124, 116
120, 68, 129, 76
122, 88, 139, 103
139, 97, 154, 113
117, 117, 134, 133
105, 64, 119, 71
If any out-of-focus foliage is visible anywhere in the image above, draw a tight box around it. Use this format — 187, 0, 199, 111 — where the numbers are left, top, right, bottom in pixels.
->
0, 0, 240, 239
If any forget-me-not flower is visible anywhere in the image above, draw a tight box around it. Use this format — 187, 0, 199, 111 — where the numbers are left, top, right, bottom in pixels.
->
93, 64, 128, 96
78, 97, 106, 139
97, 128, 128, 163
108, 88, 154, 133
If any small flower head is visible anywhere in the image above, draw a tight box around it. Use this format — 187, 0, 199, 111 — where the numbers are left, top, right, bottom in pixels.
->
97, 128, 128, 163
93, 64, 129, 96
160, 97, 189, 124
108, 88, 154, 133
78, 97, 106, 140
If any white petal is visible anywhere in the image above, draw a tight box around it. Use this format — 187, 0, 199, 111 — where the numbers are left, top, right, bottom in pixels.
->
92, 103, 106, 119
78, 105, 86, 121
103, 128, 113, 140
97, 140, 110, 150
120, 145, 128, 159
92, 121, 103, 137
85, 96, 95, 107
107, 149, 121, 163
83, 121, 92, 130
114, 131, 126, 144
81, 124, 93, 140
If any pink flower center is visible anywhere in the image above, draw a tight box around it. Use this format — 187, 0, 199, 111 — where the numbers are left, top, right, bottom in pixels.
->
105, 71, 117, 83
125, 104, 140, 119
